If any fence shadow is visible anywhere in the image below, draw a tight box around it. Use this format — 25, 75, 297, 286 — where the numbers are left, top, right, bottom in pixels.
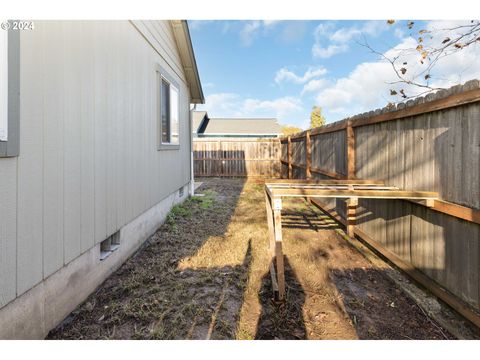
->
329, 267, 454, 340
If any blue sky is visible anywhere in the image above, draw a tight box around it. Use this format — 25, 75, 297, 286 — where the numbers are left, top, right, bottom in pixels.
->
189, 20, 480, 129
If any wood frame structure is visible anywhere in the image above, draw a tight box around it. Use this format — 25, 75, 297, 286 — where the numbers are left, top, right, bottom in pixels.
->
264, 180, 438, 300
279, 86, 480, 226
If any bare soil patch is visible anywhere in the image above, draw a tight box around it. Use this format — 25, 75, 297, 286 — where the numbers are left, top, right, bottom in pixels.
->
48, 178, 453, 339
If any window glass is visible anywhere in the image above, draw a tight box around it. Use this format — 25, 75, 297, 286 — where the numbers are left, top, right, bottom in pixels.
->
161, 78, 170, 143
170, 85, 179, 145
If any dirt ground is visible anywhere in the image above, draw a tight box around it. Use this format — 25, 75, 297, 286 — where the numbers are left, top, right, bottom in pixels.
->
48, 178, 454, 340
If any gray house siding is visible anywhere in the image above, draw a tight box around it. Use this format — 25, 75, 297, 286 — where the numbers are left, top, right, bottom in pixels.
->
0, 20, 194, 330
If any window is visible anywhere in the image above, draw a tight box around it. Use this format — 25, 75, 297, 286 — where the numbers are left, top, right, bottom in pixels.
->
161, 79, 170, 143
0, 21, 19, 158
0, 25, 8, 143
156, 64, 180, 150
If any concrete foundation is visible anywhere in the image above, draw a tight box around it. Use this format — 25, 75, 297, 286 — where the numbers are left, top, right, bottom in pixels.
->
0, 183, 190, 339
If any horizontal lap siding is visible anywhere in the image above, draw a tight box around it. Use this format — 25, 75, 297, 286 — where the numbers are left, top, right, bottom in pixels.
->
0, 20, 192, 306
0, 158, 17, 308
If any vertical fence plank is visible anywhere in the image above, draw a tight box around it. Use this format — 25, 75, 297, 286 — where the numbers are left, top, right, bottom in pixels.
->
306, 130, 311, 179
193, 138, 281, 178
287, 136, 292, 179
346, 121, 355, 179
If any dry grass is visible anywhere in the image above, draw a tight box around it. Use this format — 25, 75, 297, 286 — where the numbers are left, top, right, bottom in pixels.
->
48, 178, 452, 340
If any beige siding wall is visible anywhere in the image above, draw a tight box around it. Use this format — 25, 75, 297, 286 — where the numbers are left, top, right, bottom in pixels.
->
0, 20, 192, 308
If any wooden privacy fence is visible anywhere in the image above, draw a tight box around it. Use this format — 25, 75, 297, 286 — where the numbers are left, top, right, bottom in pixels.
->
281, 80, 480, 327
193, 138, 281, 178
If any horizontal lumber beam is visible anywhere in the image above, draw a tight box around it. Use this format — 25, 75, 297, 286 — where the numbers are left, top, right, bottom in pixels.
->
281, 160, 308, 170
352, 88, 480, 129
310, 121, 347, 136
304, 169, 480, 225
269, 187, 438, 200
409, 199, 480, 226
193, 138, 280, 142
310, 166, 347, 180
268, 185, 399, 190
291, 163, 306, 169
194, 158, 278, 161
280, 88, 480, 143
264, 179, 385, 185
194, 174, 272, 178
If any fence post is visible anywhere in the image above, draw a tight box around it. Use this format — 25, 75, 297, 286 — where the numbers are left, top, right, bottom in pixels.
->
287, 136, 292, 179
346, 121, 355, 179
305, 130, 311, 179
346, 121, 356, 238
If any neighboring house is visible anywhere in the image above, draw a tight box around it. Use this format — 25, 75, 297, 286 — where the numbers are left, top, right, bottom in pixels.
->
0, 20, 204, 339
192, 111, 281, 138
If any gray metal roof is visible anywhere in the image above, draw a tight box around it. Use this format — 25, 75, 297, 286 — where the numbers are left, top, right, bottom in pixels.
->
192, 111, 207, 133
200, 117, 281, 135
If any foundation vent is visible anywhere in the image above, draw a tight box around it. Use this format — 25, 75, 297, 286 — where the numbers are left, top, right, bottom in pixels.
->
100, 230, 120, 261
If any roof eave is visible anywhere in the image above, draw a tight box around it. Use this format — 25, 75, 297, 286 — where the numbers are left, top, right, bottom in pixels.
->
170, 20, 205, 104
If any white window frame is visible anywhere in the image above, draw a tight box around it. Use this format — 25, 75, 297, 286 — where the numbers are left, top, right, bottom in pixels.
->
0, 21, 19, 158
0, 25, 8, 142
156, 64, 180, 150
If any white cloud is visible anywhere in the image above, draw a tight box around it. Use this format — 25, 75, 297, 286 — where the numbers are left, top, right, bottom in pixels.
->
313, 22, 480, 120
278, 21, 308, 44
301, 78, 330, 95
236, 20, 310, 47
312, 43, 348, 58
201, 93, 242, 116
238, 20, 283, 46
275, 66, 327, 84
312, 21, 385, 59
240, 21, 262, 46
198, 92, 303, 123
394, 28, 406, 39
243, 96, 302, 118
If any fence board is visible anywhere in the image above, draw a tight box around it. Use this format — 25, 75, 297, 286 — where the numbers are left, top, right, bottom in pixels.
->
193, 138, 281, 178
281, 83, 480, 321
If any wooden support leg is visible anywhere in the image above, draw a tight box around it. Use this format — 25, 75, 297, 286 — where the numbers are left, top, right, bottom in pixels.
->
272, 197, 285, 300
346, 197, 358, 238
265, 189, 275, 255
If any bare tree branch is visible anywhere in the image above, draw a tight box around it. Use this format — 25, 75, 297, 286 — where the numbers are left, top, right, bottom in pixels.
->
358, 20, 480, 101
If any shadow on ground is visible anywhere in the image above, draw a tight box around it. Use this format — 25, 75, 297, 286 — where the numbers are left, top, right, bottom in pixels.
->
48, 178, 456, 340
255, 257, 307, 339
48, 178, 252, 339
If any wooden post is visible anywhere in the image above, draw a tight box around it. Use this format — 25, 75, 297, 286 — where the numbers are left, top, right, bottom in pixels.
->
265, 189, 275, 255
346, 197, 358, 238
346, 121, 355, 179
272, 197, 285, 300
346, 123, 356, 237
305, 130, 311, 180
287, 136, 292, 179
217, 140, 222, 176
